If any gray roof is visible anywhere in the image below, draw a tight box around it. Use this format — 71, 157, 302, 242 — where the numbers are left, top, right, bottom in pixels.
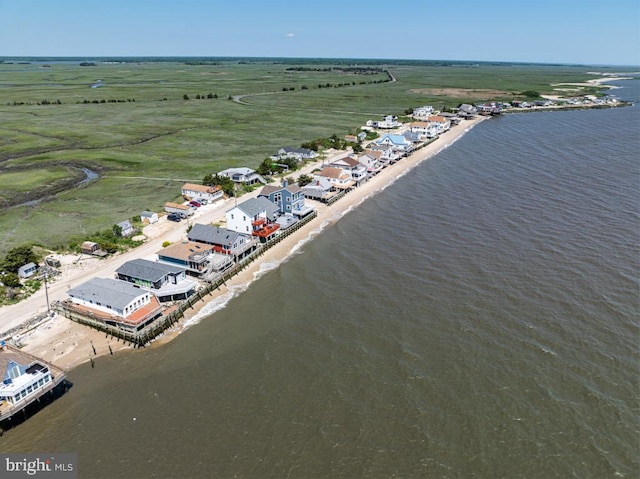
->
188, 223, 242, 247
115, 258, 185, 282
281, 146, 315, 155
237, 197, 280, 220
68, 277, 149, 311
259, 184, 302, 196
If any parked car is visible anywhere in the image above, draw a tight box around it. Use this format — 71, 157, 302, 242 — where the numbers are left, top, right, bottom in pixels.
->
189, 200, 201, 208
167, 213, 182, 222
196, 198, 208, 205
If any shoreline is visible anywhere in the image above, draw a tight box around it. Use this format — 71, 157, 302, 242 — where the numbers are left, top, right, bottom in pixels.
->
12, 115, 489, 372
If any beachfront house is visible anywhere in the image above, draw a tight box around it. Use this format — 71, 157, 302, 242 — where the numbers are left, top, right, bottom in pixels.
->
301, 177, 334, 202
181, 183, 224, 203
427, 115, 451, 134
357, 152, 383, 176
217, 167, 266, 186
365, 146, 396, 165
374, 134, 413, 156
187, 223, 256, 262
115, 258, 196, 302
458, 104, 478, 117
156, 241, 213, 276
330, 156, 368, 186
313, 166, 355, 191
258, 181, 314, 217
66, 277, 162, 332
408, 121, 439, 140
0, 353, 53, 409
226, 197, 281, 242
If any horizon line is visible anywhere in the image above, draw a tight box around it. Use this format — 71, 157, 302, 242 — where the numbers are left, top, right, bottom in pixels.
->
1, 55, 638, 69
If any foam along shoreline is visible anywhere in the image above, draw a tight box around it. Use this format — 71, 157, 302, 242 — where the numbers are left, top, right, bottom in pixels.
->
18, 115, 489, 371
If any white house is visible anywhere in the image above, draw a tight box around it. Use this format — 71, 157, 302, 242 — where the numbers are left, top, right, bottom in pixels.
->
408, 121, 438, 140
226, 197, 280, 237
67, 277, 161, 328
413, 105, 435, 119
271, 147, 318, 162
17, 262, 38, 279
141, 211, 159, 224
374, 134, 412, 152
365, 145, 397, 165
181, 183, 224, 203
357, 152, 383, 175
0, 353, 54, 408
217, 167, 266, 185
301, 177, 334, 201
313, 166, 355, 190
427, 115, 451, 134
366, 115, 401, 129
330, 156, 368, 185
116, 220, 135, 237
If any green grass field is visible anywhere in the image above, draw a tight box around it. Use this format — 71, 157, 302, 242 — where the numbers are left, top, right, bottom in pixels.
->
0, 58, 635, 254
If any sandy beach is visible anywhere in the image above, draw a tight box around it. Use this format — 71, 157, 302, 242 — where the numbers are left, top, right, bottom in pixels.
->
1, 115, 488, 371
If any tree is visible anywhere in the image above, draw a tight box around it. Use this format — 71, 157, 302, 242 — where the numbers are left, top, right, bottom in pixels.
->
112, 224, 123, 238
1, 246, 38, 274
1, 272, 21, 288
203, 174, 235, 197
297, 174, 313, 187
183, 94, 190, 100
256, 158, 276, 176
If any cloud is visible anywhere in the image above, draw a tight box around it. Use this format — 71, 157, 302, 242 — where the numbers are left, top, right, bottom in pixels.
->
285, 33, 295, 38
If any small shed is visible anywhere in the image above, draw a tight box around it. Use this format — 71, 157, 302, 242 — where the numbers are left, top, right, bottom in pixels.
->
141, 211, 158, 224
81, 241, 100, 254
18, 262, 38, 279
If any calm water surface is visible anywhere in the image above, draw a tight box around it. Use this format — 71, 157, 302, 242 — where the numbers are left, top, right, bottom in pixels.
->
3, 81, 639, 479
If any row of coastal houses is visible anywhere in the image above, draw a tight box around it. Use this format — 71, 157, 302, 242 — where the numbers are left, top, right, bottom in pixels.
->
62, 181, 319, 331
59, 104, 466, 341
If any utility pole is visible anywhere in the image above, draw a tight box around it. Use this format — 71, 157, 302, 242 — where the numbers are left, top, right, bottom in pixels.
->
43, 270, 50, 313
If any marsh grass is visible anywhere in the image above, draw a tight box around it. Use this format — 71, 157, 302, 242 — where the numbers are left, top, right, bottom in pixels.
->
0, 59, 632, 254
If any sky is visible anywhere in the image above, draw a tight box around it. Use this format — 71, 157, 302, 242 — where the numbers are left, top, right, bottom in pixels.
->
0, 0, 639, 66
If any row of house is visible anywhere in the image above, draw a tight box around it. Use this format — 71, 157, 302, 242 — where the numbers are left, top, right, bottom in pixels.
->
61, 104, 469, 334
300, 112, 454, 201
65, 179, 320, 328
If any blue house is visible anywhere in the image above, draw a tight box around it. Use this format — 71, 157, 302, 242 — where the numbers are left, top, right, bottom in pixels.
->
258, 181, 314, 217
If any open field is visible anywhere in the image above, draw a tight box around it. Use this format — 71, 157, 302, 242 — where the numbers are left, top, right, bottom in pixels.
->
0, 58, 636, 254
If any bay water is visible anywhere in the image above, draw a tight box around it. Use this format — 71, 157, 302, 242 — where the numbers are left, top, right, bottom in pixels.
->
3, 81, 639, 478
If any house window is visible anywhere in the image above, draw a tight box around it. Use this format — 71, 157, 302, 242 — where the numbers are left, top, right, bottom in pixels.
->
231, 214, 234, 219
